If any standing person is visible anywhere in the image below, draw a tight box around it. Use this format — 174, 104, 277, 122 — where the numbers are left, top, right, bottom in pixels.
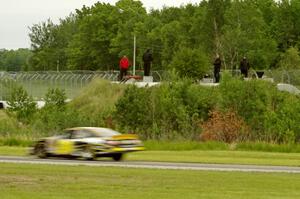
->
213, 55, 222, 83
119, 55, 130, 81
143, 49, 153, 76
240, 56, 250, 78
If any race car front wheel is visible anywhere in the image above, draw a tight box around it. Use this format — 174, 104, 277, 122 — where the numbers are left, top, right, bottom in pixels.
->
112, 153, 123, 161
35, 142, 48, 158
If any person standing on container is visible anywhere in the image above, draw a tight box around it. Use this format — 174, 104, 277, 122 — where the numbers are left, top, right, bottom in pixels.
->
213, 55, 222, 83
119, 55, 130, 81
143, 49, 153, 76
240, 56, 250, 78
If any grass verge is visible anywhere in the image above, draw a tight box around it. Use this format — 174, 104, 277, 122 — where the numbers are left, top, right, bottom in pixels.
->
144, 141, 300, 153
0, 163, 299, 199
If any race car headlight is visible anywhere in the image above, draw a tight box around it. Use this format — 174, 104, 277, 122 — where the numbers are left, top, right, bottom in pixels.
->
106, 140, 120, 146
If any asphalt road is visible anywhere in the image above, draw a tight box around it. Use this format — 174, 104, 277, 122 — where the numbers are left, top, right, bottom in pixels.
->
1, 156, 300, 173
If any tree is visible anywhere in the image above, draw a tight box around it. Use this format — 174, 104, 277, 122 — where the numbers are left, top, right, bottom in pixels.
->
221, 0, 277, 70
67, 3, 121, 70
0, 49, 32, 71
272, 0, 300, 51
28, 19, 57, 70
168, 47, 210, 80
279, 47, 300, 69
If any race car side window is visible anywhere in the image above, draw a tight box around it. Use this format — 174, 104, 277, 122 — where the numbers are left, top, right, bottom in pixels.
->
71, 130, 93, 139
61, 130, 72, 139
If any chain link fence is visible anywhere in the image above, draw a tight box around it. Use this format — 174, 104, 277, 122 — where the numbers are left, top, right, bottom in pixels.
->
0, 70, 164, 100
0, 69, 299, 100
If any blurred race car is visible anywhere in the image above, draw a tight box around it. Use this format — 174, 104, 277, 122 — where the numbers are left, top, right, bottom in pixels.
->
32, 127, 144, 161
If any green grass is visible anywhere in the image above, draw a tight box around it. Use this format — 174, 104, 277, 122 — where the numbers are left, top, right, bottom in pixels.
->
0, 146, 29, 156
1, 146, 300, 167
0, 163, 299, 199
144, 141, 300, 153
127, 150, 300, 166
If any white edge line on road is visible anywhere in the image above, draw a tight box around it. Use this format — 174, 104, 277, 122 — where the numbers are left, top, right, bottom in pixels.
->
1, 159, 300, 174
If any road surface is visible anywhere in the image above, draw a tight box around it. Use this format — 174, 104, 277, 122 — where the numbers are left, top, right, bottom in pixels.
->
0, 156, 300, 173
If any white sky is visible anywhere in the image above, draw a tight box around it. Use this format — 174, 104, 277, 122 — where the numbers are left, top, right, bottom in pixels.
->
0, 0, 200, 50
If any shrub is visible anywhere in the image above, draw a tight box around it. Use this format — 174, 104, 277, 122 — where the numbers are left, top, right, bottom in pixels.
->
279, 47, 300, 70
200, 109, 250, 143
44, 88, 67, 110
264, 94, 300, 143
168, 47, 210, 80
7, 86, 37, 123
219, 73, 276, 132
114, 85, 153, 137
115, 80, 217, 140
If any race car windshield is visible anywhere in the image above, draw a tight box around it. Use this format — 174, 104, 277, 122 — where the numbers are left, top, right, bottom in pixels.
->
90, 128, 121, 137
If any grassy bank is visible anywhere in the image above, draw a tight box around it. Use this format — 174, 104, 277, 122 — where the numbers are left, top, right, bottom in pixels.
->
0, 163, 299, 199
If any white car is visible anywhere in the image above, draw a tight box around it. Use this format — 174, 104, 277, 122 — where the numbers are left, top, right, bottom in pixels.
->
32, 127, 144, 161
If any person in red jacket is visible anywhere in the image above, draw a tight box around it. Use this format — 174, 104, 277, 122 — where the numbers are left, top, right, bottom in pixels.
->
119, 55, 130, 81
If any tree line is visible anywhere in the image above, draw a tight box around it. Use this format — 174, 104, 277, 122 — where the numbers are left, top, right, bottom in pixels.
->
0, 49, 32, 71
2, 0, 300, 78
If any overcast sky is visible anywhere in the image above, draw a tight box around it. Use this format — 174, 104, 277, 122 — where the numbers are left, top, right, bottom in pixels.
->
0, 0, 199, 50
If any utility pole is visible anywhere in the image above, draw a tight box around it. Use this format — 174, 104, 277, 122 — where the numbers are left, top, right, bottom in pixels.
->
57, 60, 59, 72
133, 34, 136, 75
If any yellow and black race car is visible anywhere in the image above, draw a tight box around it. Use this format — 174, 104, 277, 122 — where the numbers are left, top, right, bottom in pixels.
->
32, 127, 144, 161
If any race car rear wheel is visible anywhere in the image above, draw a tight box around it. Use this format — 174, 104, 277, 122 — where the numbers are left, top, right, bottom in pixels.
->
112, 153, 123, 161
82, 145, 96, 161
35, 142, 48, 158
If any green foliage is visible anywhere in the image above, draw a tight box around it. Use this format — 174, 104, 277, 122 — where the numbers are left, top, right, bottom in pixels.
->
7, 86, 37, 123
219, 73, 274, 131
24, 0, 300, 73
1, 75, 300, 145
115, 80, 218, 140
168, 48, 210, 80
44, 88, 67, 110
264, 94, 300, 143
69, 79, 125, 127
279, 47, 300, 69
114, 75, 300, 143
32, 107, 87, 134
0, 78, 20, 100
0, 49, 32, 71
221, 0, 277, 70
218, 73, 300, 143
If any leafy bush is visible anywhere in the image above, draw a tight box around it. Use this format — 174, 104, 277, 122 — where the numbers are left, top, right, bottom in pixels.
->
114, 85, 153, 137
279, 47, 300, 70
219, 73, 275, 132
7, 86, 37, 123
200, 110, 250, 143
264, 94, 300, 143
168, 48, 210, 80
44, 88, 67, 110
115, 80, 217, 140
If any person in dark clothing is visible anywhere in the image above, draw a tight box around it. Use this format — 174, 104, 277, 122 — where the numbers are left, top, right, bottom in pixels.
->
143, 49, 153, 76
240, 56, 250, 78
213, 55, 222, 83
